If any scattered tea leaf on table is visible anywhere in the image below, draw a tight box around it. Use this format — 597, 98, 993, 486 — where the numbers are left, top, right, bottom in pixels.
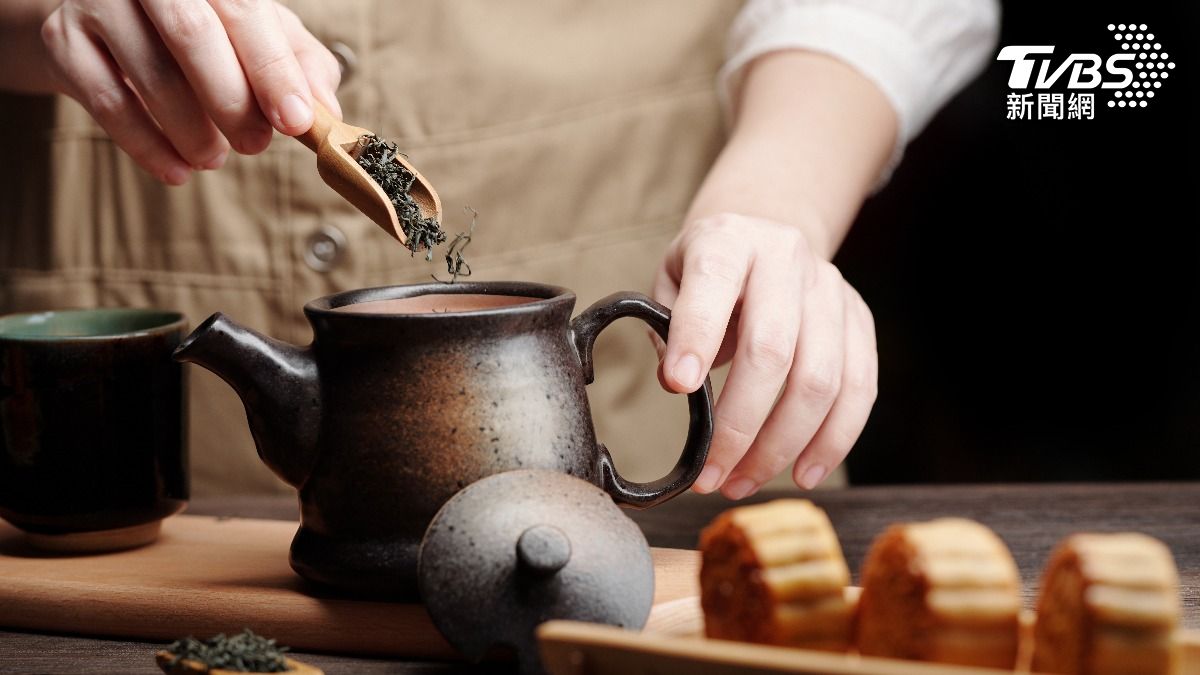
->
162, 629, 290, 673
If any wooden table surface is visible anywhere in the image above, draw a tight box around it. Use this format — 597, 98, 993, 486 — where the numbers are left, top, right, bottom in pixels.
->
1, 482, 1197, 674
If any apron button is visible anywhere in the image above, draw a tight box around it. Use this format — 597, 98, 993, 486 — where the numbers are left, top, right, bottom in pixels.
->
327, 41, 357, 86
304, 225, 347, 272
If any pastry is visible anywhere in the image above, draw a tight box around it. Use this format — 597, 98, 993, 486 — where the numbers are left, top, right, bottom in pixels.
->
855, 517, 1021, 668
699, 499, 854, 651
1032, 532, 1180, 674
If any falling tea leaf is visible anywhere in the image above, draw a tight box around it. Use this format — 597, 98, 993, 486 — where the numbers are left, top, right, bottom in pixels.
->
434, 207, 479, 284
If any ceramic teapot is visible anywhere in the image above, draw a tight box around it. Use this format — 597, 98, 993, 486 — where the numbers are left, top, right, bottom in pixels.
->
174, 281, 712, 596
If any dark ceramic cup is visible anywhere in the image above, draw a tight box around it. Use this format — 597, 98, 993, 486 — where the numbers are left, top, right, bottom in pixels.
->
175, 282, 713, 596
0, 309, 189, 552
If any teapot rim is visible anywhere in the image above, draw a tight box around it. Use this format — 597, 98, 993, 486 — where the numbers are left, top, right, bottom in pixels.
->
304, 281, 575, 319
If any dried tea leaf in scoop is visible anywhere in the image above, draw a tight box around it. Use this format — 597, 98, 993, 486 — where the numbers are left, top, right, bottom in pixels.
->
354, 134, 447, 261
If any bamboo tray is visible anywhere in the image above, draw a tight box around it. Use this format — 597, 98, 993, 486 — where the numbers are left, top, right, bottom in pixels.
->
0, 514, 700, 658
545, 597, 1200, 675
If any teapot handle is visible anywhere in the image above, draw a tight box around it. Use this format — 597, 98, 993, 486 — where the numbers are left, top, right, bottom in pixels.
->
569, 292, 714, 509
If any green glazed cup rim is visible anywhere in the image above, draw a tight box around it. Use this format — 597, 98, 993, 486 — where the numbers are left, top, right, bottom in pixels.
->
0, 308, 187, 341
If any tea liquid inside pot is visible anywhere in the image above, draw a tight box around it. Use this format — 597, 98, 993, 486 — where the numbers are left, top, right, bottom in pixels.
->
335, 294, 533, 314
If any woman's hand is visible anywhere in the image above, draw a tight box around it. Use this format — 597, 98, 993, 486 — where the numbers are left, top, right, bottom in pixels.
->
653, 212, 878, 498
39, 0, 341, 184
651, 49, 896, 497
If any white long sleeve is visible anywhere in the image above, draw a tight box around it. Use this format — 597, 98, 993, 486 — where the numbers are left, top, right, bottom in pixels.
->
722, 0, 1001, 176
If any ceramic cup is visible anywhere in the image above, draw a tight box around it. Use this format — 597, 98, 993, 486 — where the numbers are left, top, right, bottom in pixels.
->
0, 308, 189, 552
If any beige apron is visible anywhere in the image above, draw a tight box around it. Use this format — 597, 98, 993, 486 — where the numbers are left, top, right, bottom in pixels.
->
0, 0, 743, 495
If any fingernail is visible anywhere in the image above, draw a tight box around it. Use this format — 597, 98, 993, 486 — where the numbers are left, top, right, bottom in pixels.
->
693, 465, 721, 494
722, 477, 758, 500
237, 126, 274, 155
196, 149, 228, 171
800, 464, 827, 490
645, 327, 666, 358
164, 165, 191, 186
671, 353, 702, 391
277, 93, 313, 131
325, 94, 343, 120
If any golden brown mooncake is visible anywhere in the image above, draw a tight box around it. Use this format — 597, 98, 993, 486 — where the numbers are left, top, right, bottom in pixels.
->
1032, 533, 1180, 675
855, 517, 1021, 668
699, 499, 854, 652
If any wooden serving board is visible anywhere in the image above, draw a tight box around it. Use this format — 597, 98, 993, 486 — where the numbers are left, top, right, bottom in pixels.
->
0, 514, 700, 658
539, 601, 1200, 675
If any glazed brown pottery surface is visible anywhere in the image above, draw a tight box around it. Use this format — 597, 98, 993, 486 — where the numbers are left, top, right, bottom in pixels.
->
0, 309, 189, 550
174, 282, 713, 597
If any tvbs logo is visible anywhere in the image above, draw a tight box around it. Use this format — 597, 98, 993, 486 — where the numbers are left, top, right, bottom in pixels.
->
998, 45, 1136, 89
997, 24, 1174, 118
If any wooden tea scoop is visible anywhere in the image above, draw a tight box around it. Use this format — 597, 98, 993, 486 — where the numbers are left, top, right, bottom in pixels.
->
295, 102, 442, 243
155, 650, 322, 675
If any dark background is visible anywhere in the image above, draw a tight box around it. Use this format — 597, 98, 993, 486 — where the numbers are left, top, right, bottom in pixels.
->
842, 1, 1200, 483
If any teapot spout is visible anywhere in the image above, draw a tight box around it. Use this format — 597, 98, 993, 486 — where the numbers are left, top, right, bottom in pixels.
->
173, 312, 320, 488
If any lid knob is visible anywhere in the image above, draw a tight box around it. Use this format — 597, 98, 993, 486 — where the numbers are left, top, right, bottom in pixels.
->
516, 525, 571, 576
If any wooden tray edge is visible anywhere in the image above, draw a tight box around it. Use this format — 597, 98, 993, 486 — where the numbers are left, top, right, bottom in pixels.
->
540, 609, 1200, 675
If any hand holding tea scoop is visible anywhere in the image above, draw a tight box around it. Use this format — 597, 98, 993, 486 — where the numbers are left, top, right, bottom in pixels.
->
296, 102, 443, 252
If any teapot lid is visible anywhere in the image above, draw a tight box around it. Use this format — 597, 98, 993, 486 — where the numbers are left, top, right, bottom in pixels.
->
417, 469, 654, 674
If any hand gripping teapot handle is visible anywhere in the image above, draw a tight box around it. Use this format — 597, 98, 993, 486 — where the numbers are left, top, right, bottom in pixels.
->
569, 292, 714, 509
